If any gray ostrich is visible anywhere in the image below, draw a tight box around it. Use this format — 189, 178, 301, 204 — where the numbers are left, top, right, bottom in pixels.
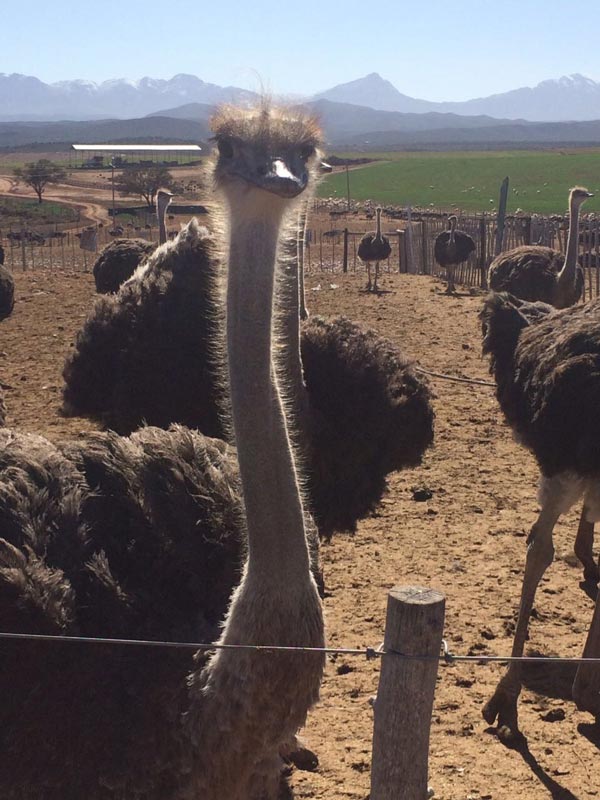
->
358, 206, 391, 291
480, 291, 600, 742
0, 244, 14, 320
93, 188, 174, 294
0, 101, 324, 799
63, 208, 434, 539
488, 187, 593, 308
434, 215, 476, 294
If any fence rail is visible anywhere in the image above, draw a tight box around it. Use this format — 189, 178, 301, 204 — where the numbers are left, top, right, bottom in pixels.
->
304, 208, 600, 301
3, 208, 600, 301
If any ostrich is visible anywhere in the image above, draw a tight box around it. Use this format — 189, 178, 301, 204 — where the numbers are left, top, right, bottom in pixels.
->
480, 291, 600, 742
487, 187, 593, 308
0, 101, 325, 798
156, 187, 174, 245
433, 215, 476, 294
358, 206, 391, 292
64, 211, 434, 538
488, 188, 596, 589
278, 230, 434, 536
93, 188, 174, 294
0, 244, 14, 320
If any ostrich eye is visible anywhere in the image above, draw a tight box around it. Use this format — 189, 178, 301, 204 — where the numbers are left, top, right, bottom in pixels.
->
300, 144, 315, 160
217, 139, 234, 159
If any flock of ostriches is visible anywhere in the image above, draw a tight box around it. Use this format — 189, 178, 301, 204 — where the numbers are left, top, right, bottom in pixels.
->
0, 101, 598, 797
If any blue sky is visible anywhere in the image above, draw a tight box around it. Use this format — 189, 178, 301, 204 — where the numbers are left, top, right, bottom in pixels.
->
5, 0, 600, 99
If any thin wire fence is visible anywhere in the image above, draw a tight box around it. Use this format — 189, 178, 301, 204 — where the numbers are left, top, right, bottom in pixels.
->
3, 204, 600, 302
305, 205, 600, 301
0, 628, 599, 668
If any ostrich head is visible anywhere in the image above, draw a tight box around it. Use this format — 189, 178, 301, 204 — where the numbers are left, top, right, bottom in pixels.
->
569, 186, 594, 208
448, 214, 458, 230
211, 102, 322, 207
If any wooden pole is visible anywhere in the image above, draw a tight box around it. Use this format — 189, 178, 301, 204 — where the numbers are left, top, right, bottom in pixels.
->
370, 586, 445, 800
494, 176, 509, 256
343, 228, 349, 273
479, 215, 488, 289
406, 207, 415, 274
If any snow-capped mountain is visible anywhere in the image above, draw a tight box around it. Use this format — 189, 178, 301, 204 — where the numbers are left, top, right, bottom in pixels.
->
2, 71, 600, 122
0, 73, 257, 120
314, 73, 600, 122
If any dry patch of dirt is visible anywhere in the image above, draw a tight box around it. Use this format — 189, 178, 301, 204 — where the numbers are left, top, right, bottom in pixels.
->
0, 264, 599, 799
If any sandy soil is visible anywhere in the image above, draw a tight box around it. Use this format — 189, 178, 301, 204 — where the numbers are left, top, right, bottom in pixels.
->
0, 265, 599, 799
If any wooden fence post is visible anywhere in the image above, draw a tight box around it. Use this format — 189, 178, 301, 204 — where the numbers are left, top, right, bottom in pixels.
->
370, 586, 445, 800
494, 176, 509, 256
343, 228, 349, 273
421, 219, 428, 275
479, 215, 488, 289
397, 231, 403, 273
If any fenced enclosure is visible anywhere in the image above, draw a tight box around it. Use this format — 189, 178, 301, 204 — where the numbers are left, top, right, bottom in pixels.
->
304, 206, 600, 301
3, 205, 600, 300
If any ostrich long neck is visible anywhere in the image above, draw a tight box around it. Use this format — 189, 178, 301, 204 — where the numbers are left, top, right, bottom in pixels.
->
557, 196, 581, 290
298, 205, 309, 321
157, 197, 169, 244
449, 218, 456, 245
375, 209, 382, 241
227, 202, 310, 578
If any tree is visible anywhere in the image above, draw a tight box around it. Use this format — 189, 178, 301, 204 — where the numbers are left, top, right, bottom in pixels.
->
13, 159, 67, 204
115, 166, 176, 207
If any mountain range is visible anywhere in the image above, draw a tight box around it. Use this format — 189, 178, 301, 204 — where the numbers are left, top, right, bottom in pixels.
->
314, 73, 600, 122
2, 71, 600, 123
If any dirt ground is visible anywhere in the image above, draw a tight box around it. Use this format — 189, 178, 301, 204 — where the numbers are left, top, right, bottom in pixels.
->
1, 264, 599, 799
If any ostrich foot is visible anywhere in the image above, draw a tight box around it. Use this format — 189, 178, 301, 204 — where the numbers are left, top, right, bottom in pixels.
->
573, 667, 600, 719
281, 735, 319, 772
286, 744, 319, 772
365, 281, 372, 292
583, 563, 600, 583
482, 680, 524, 746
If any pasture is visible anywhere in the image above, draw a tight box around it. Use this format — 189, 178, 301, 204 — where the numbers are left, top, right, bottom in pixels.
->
1, 264, 597, 799
319, 148, 600, 214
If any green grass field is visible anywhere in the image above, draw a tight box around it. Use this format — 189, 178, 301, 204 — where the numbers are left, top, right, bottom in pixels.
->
0, 197, 79, 226
318, 149, 600, 214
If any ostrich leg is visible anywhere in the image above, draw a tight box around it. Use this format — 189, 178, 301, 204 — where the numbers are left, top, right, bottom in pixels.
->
445, 265, 456, 295
572, 592, 600, 718
574, 506, 599, 582
366, 264, 372, 292
483, 501, 559, 743
374, 261, 380, 292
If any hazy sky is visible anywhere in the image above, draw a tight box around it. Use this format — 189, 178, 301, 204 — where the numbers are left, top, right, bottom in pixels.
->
5, 0, 600, 99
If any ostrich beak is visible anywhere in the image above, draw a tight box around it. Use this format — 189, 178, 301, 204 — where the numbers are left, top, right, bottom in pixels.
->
257, 158, 308, 199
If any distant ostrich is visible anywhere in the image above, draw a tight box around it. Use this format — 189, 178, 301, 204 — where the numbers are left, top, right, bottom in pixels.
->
0, 101, 325, 798
0, 244, 14, 320
480, 291, 600, 741
358, 206, 391, 292
434, 215, 476, 294
0, 265, 14, 320
93, 188, 174, 294
64, 215, 434, 538
487, 187, 593, 308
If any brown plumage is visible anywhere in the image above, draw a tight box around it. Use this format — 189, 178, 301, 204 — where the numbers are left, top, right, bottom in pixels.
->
0, 264, 14, 320
94, 190, 175, 294
481, 290, 600, 741
63, 228, 434, 538
93, 237, 157, 294
357, 207, 391, 291
488, 244, 584, 306
487, 187, 593, 309
433, 215, 475, 294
